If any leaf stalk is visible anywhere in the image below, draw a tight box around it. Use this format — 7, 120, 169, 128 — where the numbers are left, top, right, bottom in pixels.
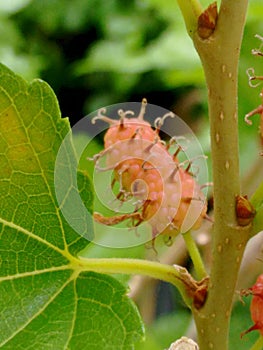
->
77, 256, 198, 307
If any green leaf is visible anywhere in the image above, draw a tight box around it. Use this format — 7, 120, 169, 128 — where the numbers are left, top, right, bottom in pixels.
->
0, 63, 144, 349
229, 300, 258, 350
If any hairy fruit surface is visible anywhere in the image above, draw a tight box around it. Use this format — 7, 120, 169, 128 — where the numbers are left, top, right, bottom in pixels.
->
241, 274, 263, 337
91, 99, 207, 242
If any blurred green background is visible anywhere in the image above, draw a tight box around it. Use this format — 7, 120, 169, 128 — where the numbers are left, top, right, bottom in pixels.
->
1, 0, 262, 176
1, 1, 263, 349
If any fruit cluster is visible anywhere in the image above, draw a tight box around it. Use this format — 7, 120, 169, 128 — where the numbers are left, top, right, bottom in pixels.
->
91, 99, 207, 241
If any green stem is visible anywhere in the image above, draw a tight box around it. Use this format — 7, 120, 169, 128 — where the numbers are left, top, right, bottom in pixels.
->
179, 1, 251, 349
250, 335, 263, 350
182, 231, 207, 279
176, 0, 202, 37
76, 256, 192, 306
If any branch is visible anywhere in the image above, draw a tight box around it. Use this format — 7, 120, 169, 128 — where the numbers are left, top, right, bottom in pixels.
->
178, 0, 250, 349
176, 0, 202, 37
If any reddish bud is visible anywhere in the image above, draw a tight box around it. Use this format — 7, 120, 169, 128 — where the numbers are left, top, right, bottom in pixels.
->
198, 2, 218, 39
236, 195, 256, 226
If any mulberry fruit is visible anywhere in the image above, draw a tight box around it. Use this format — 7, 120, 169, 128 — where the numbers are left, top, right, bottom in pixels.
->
91, 99, 207, 242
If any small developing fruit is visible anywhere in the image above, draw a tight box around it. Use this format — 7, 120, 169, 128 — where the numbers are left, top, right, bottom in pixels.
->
241, 274, 263, 337
91, 99, 207, 243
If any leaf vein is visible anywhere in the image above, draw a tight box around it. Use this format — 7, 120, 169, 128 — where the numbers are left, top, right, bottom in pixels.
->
0, 217, 67, 257
0, 271, 76, 348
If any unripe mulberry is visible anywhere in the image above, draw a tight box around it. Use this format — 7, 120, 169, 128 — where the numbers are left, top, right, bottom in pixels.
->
251, 274, 263, 335
91, 99, 207, 241
241, 274, 263, 337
